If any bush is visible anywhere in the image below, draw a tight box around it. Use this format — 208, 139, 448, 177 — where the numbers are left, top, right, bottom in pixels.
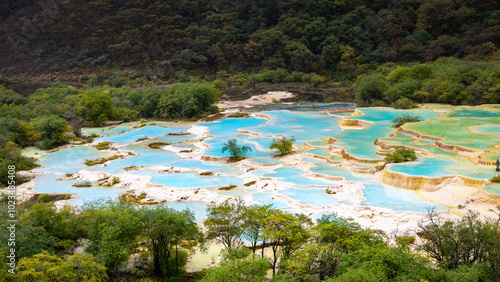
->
72, 180, 92, 187
95, 142, 110, 150
0, 86, 28, 105
310, 74, 327, 87
385, 79, 421, 102
491, 176, 500, 183
384, 148, 417, 163
222, 139, 252, 161
391, 114, 422, 127
36, 194, 52, 203
270, 136, 295, 155
34, 115, 71, 149
392, 97, 418, 109
354, 73, 389, 102
74, 89, 116, 126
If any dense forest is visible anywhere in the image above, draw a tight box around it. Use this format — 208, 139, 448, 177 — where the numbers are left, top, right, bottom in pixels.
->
1, 0, 499, 76
1, 197, 500, 281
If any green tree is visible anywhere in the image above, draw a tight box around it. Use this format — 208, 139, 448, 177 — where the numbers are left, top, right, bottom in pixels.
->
0, 86, 28, 105
222, 139, 252, 161
418, 210, 500, 275
384, 148, 417, 163
17, 251, 108, 282
140, 205, 202, 279
200, 250, 270, 282
34, 115, 71, 149
81, 201, 142, 277
331, 246, 436, 281
74, 89, 116, 126
21, 203, 83, 251
242, 204, 274, 255
156, 83, 220, 119
205, 198, 246, 250
270, 136, 296, 156
262, 210, 312, 276
390, 114, 422, 127
353, 73, 389, 102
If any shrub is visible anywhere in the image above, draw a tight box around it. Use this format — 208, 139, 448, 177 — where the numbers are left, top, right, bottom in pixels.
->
391, 114, 422, 127
72, 180, 92, 187
95, 142, 110, 150
310, 74, 327, 87
392, 97, 418, 109
385, 148, 417, 163
112, 177, 120, 184
270, 136, 296, 155
491, 176, 500, 183
37, 194, 52, 203
222, 139, 252, 161
354, 73, 389, 102
218, 185, 237, 190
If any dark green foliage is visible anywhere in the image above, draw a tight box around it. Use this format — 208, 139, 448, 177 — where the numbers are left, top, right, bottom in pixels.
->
74, 89, 116, 126
385, 148, 418, 163
418, 211, 500, 280
34, 115, 71, 149
2, 0, 499, 76
222, 139, 252, 161
392, 97, 418, 109
80, 201, 143, 276
0, 147, 37, 186
354, 74, 389, 102
205, 198, 247, 250
491, 176, 500, 183
200, 248, 270, 282
333, 246, 437, 281
20, 203, 84, 251
156, 83, 220, 119
0, 86, 28, 105
270, 136, 295, 155
376, 60, 500, 106
140, 205, 202, 279
391, 114, 422, 127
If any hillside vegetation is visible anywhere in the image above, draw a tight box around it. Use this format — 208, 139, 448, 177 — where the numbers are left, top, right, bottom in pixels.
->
1, 0, 499, 76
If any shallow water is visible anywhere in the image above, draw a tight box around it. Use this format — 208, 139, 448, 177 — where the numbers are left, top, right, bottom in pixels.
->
98, 126, 189, 143
32, 174, 125, 206
244, 110, 343, 144
361, 181, 446, 213
28, 104, 500, 218
280, 186, 342, 207
335, 107, 441, 159
132, 170, 244, 188
263, 166, 340, 186
35, 147, 108, 174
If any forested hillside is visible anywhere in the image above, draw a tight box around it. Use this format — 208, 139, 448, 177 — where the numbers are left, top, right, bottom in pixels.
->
1, 0, 499, 76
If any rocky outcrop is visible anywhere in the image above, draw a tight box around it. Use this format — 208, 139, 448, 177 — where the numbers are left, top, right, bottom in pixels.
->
397, 127, 476, 153
374, 139, 428, 154
341, 119, 371, 128
326, 108, 356, 113
339, 147, 381, 163
351, 166, 378, 174
398, 127, 441, 142
382, 170, 486, 192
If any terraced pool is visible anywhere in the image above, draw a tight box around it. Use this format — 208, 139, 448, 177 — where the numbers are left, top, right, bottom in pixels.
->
26, 103, 500, 221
